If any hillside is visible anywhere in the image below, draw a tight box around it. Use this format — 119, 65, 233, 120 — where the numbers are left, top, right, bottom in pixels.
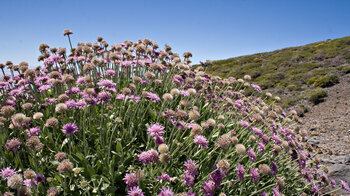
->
203, 36, 350, 111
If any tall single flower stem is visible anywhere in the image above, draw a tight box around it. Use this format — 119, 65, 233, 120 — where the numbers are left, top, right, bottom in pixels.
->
67, 35, 73, 50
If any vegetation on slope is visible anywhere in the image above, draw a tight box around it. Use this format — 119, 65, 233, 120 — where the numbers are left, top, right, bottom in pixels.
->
203, 36, 350, 110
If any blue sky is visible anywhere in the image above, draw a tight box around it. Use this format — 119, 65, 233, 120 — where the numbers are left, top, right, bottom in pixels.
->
0, 0, 349, 67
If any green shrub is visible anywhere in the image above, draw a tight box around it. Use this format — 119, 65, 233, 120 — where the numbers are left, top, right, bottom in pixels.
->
309, 90, 328, 104
338, 66, 350, 74
313, 74, 339, 88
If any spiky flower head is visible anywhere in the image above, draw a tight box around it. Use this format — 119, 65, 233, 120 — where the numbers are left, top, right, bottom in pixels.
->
158, 187, 174, 196
124, 172, 139, 188
1, 105, 16, 116
128, 186, 144, 196
0, 167, 17, 179
61, 123, 78, 135
193, 135, 208, 148
18, 186, 32, 196
258, 164, 271, 175
159, 153, 170, 164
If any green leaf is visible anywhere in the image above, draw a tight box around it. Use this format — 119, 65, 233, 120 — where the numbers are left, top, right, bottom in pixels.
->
116, 142, 122, 153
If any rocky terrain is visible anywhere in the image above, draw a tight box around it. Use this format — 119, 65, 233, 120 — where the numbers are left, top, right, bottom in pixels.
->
294, 74, 350, 195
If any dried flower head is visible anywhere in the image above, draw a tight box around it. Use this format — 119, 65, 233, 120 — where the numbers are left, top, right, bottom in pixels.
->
188, 110, 200, 121
159, 153, 170, 164
7, 174, 23, 189
6, 138, 21, 152
55, 103, 68, 113
217, 159, 230, 172
259, 164, 271, 175
55, 152, 67, 162
236, 144, 246, 155
1, 105, 16, 116
57, 159, 73, 173
190, 124, 203, 136
216, 134, 233, 149
46, 118, 59, 128
158, 144, 169, 153
63, 29, 73, 36
23, 169, 35, 179
33, 112, 44, 120
47, 186, 60, 196
17, 186, 32, 196
162, 93, 173, 102
12, 113, 26, 124
170, 88, 180, 96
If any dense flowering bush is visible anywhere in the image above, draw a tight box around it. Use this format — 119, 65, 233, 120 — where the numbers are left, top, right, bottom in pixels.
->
0, 30, 348, 195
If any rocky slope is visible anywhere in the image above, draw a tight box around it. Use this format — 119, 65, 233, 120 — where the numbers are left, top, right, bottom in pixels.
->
293, 74, 350, 195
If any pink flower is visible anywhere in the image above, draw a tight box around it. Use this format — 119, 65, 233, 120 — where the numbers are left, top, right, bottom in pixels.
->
0, 167, 17, 179
26, 127, 40, 137
147, 92, 160, 102
147, 123, 166, 137
193, 135, 208, 148
61, 123, 78, 135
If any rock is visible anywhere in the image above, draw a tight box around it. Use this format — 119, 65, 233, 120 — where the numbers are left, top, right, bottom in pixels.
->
346, 155, 350, 164
327, 164, 350, 195
310, 127, 317, 131
328, 164, 350, 179
307, 139, 320, 145
326, 127, 336, 131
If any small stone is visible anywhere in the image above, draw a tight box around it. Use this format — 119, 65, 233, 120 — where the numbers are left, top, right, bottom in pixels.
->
346, 155, 350, 164
307, 139, 319, 145
310, 127, 317, 131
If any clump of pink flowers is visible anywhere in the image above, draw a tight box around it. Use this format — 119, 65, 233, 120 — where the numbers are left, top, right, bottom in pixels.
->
0, 30, 346, 195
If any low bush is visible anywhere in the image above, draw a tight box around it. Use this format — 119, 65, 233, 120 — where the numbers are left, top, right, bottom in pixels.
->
309, 90, 328, 104
313, 74, 339, 88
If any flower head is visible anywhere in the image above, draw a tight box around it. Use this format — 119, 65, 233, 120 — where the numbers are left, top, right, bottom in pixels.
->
0, 167, 17, 179
147, 123, 166, 137
203, 180, 215, 196
236, 164, 245, 181
248, 148, 256, 162
6, 138, 21, 152
128, 186, 144, 196
139, 149, 159, 165
124, 172, 139, 188
61, 123, 78, 135
341, 180, 349, 193
193, 135, 208, 148
157, 173, 171, 183
26, 127, 40, 137
158, 187, 174, 196
147, 92, 161, 102
7, 174, 23, 189
250, 167, 260, 183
